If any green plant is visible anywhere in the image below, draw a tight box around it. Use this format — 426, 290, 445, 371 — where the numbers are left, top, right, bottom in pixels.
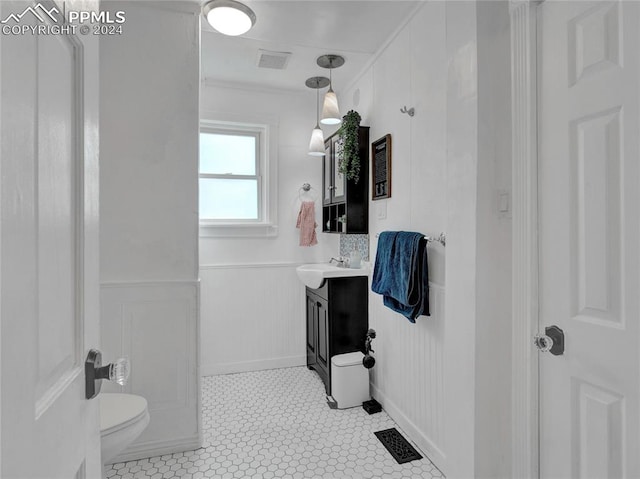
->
337, 110, 362, 183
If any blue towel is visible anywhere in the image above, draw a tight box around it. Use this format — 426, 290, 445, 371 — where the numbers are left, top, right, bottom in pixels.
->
371, 231, 430, 322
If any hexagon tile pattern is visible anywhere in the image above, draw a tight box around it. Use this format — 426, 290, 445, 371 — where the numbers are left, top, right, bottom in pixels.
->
106, 367, 444, 479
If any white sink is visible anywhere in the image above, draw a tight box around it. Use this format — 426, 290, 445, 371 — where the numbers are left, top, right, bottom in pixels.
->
296, 263, 369, 289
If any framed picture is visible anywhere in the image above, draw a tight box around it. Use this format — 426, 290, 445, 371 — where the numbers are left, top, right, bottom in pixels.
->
371, 134, 391, 200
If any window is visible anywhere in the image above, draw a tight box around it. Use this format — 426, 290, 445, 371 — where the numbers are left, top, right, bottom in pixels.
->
199, 128, 261, 221
199, 118, 278, 237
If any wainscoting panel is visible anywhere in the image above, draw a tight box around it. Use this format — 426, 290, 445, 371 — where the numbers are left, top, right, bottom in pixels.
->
200, 263, 306, 376
100, 281, 200, 462
369, 281, 446, 469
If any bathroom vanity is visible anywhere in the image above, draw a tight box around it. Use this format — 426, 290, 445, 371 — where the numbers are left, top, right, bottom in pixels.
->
305, 276, 369, 395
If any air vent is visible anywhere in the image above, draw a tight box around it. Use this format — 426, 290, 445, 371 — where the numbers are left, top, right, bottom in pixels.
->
256, 49, 291, 70
374, 428, 423, 464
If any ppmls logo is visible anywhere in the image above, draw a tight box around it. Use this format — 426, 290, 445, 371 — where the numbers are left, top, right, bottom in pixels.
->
1, 3, 125, 36
1, 3, 60, 24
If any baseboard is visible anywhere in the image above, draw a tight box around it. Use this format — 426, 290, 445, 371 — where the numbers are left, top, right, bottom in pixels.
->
109, 434, 202, 464
201, 355, 306, 376
371, 383, 447, 475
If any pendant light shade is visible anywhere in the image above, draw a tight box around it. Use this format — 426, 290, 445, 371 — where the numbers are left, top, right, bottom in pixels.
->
317, 54, 345, 126
308, 127, 325, 156
203, 0, 256, 36
320, 88, 341, 125
305, 76, 330, 157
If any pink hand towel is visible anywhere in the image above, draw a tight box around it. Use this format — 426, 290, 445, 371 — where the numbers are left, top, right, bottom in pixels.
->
296, 201, 318, 247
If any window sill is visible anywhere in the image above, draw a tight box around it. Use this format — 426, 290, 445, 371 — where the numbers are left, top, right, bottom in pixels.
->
199, 223, 278, 238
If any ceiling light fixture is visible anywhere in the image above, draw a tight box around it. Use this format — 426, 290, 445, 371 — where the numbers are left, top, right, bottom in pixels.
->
306, 76, 330, 157
203, 0, 256, 36
317, 54, 345, 125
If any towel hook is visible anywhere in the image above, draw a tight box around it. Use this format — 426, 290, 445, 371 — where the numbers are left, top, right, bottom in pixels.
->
400, 106, 415, 117
298, 183, 318, 202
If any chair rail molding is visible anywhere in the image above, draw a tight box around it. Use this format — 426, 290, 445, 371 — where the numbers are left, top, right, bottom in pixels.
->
510, 0, 541, 478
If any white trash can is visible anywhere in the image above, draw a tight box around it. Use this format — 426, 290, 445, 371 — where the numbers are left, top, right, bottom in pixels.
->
331, 352, 370, 409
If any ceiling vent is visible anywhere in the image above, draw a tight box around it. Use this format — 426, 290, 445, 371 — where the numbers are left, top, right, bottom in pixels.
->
256, 49, 291, 70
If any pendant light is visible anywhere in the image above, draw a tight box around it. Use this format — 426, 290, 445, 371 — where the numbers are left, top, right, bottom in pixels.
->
203, 0, 256, 36
306, 76, 330, 157
317, 54, 345, 125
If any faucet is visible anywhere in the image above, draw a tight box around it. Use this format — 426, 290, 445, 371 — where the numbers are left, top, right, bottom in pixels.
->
329, 257, 348, 268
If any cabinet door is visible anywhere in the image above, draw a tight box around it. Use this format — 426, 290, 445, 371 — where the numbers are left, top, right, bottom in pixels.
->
322, 141, 333, 205
306, 292, 318, 370
316, 298, 329, 370
332, 136, 346, 203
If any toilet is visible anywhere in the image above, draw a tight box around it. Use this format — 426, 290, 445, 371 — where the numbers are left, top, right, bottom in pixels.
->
100, 393, 150, 465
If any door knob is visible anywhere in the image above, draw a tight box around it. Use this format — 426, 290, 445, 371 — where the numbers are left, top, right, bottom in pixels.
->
534, 334, 554, 352
534, 325, 564, 356
85, 349, 130, 399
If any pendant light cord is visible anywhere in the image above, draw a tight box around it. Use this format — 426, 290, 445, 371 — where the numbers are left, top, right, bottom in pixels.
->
328, 63, 333, 92
316, 83, 320, 128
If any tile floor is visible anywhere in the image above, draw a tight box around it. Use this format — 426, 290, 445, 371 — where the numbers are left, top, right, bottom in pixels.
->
106, 367, 444, 479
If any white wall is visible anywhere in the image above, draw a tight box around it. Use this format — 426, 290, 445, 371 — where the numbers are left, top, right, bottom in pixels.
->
199, 82, 341, 375
100, 1, 201, 461
442, 2, 479, 476
339, 2, 512, 477
475, 2, 513, 477
337, 1, 449, 472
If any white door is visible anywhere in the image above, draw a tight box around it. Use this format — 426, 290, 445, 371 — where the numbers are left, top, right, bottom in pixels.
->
1, 1, 102, 477
538, 1, 640, 477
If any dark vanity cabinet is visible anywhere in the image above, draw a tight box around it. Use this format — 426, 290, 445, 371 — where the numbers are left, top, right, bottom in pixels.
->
305, 276, 369, 395
322, 127, 370, 234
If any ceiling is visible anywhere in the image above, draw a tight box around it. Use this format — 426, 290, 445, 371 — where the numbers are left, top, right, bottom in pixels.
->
200, 1, 421, 92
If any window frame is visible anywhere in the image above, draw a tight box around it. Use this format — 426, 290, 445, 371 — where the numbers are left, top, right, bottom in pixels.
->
199, 126, 262, 223
199, 114, 278, 238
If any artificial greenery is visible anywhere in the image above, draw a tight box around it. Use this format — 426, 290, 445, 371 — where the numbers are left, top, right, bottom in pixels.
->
337, 110, 362, 183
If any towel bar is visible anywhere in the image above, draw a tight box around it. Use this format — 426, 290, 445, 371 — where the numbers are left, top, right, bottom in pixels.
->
375, 232, 446, 247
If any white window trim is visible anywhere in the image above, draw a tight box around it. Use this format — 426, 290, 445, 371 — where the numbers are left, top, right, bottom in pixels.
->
199, 126, 262, 223
199, 111, 279, 238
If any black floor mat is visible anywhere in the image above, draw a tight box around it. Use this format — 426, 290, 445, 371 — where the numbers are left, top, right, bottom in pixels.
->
374, 428, 423, 464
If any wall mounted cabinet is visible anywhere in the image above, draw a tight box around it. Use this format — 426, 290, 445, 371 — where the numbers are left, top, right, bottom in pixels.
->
322, 127, 370, 234
305, 276, 369, 395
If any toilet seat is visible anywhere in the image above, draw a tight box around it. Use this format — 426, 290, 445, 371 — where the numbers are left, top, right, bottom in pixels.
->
100, 393, 148, 435
100, 393, 150, 465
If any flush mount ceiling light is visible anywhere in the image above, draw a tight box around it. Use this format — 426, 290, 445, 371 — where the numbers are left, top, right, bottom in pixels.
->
306, 76, 330, 157
317, 54, 345, 125
203, 0, 256, 36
